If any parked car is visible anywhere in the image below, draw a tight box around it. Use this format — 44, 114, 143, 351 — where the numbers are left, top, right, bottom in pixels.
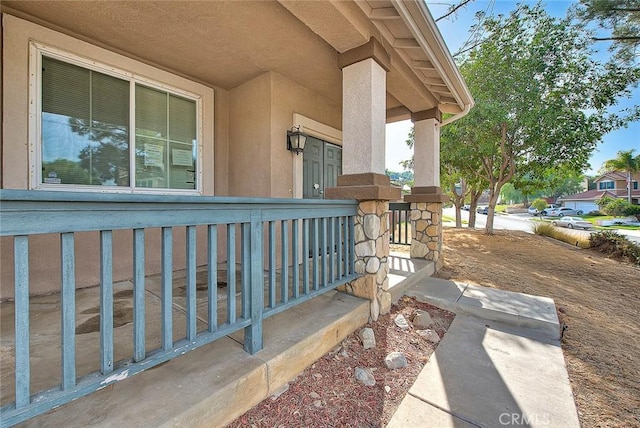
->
476, 205, 489, 215
462, 204, 470, 211
527, 206, 540, 215
543, 207, 584, 217
552, 216, 592, 229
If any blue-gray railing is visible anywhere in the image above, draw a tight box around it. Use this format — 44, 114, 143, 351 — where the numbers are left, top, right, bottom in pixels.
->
389, 202, 411, 245
0, 190, 358, 426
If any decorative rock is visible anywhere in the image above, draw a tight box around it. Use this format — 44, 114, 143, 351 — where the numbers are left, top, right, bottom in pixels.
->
410, 241, 428, 258
355, 241, 375, 257
410, 210, 421, 221
365, 257, 380, 274
370, 297, 380, 322
355, 367, 376, 386
413, 310, 434, 329
270, 383, 289, 400
416, 329, 440, 343
384, 385, 391, 394
310, 391, 320, 399
354, 223, 365, 244
355, 259, 366, 274
359, 327, 376, 350
384, 352, 408, 369
394, 314, 410, 330
314, 400, 322, 408
379, 291, 391, 315
363, 214, 381, 240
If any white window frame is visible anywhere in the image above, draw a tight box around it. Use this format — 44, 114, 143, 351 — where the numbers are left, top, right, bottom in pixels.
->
29, 42, 204, 195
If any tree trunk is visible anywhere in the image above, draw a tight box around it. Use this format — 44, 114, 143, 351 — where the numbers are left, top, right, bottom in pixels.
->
468, 189, 481, 228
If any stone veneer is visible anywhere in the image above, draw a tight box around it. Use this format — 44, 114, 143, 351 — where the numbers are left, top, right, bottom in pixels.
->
340, 200, 391, 321
410, 202, 443, 269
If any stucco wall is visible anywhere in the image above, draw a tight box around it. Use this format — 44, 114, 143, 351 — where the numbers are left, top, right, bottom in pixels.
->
229, 71, 341, 199
0, 14, 226, 298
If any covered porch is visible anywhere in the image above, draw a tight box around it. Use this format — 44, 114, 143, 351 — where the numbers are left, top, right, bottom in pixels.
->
1, 0, 472, 425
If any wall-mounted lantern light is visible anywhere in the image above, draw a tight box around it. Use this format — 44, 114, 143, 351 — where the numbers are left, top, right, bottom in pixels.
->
287, 125, 307, 155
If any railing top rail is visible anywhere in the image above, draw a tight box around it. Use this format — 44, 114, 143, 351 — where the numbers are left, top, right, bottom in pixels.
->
0, 189, 358, 207
0, 190, 359, 236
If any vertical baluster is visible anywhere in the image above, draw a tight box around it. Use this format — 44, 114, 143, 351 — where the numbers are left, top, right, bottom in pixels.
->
133, 229, 145, 362
312, 218, 319, 290
100, 231, 114, 374
280, 220, 289, 303
343, 216, 349, 276
391, 209, 396, 243
321, 217, 327, 287
208, 225, 218, 332
60, 233, 76, 389
186, 226, 197, 341
14, 236, 30, 408
268, 221, 276, 308
302, 218, 309, 294
241, 222, 251, 319
227, 224, 236, 324
291, 219, 299, 299
329, 217, 335, 284
161, 227, 173, 350
337, 217, 343, 280
244, 210, 264, 354
404, 208, 409, 244
349, 216, 356, 275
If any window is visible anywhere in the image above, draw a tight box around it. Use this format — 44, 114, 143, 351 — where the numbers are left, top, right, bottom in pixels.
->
598, 181, 614, 190
634, 181, 638, 190
36, 45, 200, 192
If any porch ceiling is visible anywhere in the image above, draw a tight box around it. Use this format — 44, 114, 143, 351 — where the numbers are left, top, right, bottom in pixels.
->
2, 0, 471, 121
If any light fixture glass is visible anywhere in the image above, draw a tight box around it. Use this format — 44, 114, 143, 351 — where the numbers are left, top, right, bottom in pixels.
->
287, 126, 307, 155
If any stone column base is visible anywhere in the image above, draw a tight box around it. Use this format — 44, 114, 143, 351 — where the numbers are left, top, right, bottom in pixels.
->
406, 187, 447, 272
327, 173, 399, 321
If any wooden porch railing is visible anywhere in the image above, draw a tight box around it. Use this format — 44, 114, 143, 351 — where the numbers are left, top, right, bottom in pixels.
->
0, 190, 358, 426
389, 202, 411, 245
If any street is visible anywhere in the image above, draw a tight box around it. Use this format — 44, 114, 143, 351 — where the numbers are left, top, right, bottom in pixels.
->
443, 207, 640, 243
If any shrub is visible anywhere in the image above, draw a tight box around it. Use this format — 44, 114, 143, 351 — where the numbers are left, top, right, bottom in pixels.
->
622, 204, 640, 220
586, 210, 604, 216
532, 222, 591, 248
530, 198, 548, 213
589, 231, 640, 266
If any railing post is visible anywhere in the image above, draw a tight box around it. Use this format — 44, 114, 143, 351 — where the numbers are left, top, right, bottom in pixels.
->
244, 209, 264, 354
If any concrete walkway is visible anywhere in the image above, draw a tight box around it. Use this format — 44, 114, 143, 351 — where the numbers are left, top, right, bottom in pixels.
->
387, 277, 580, 428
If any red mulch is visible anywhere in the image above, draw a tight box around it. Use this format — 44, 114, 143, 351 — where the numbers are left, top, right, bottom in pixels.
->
227, 297, 455, 427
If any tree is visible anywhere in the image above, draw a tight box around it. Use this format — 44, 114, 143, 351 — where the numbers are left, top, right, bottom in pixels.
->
441, 4, 640, 234
531, 198, 548, 215
603, 149, 640, 203
573, 0, 640, 63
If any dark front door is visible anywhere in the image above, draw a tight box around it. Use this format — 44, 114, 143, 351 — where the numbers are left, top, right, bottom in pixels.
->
303, 137, 342, 199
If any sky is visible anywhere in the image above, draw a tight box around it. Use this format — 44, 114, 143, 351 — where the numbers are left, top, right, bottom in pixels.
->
385, 0, 640, 176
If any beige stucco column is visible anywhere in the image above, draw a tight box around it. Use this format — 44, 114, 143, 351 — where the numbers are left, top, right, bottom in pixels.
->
405, 109, 447, 270
326, 37, 400, 322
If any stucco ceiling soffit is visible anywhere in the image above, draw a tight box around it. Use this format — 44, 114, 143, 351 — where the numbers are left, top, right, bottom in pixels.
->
390, 0, 471, 110
277, 0, 372, 53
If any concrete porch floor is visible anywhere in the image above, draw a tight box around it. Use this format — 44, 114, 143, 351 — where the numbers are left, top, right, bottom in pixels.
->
1, 249, 428, 427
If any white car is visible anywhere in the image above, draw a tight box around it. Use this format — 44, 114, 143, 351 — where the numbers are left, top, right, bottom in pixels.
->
543, 207, 583, 217
552, 216, 592, 230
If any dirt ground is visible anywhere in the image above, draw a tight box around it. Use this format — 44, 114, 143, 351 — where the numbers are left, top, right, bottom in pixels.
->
436, 228, 640, 427
230, 228, 639, 427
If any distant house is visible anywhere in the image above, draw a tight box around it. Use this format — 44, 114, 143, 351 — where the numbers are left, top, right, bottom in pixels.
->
559, 171, 640, 212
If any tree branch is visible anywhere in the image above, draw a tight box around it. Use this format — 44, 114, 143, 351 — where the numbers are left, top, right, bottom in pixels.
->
592, 36, 640, 41
436, 0, 474, 22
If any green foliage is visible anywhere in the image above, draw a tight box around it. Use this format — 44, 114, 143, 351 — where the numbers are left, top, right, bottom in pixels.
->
599, 198, 637, 217
42, 158, 90, 185
439, 4, 639, 234
531, 198, 548, 212
589, 230, 640, 265
623, 204, 640, 218
573, 0, 640, 63
532, 222, 591, 248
